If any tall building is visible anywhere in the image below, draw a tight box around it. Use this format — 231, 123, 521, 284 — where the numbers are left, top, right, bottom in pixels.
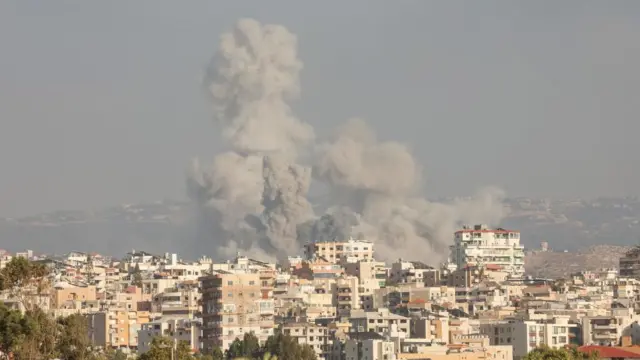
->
304, 237, 374, 264
619, 247, 640, 279
449, 224, 525, 278
200, 273, 275, 353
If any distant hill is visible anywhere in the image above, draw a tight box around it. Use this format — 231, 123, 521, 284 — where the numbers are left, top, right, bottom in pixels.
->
1, 197, 639, 264
524, 245, 630, 279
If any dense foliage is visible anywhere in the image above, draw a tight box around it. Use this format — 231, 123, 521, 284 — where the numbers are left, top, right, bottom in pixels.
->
524, 346, 599, 360
216, 332, 316, 360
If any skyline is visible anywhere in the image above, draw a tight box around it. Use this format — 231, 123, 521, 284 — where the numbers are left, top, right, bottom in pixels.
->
1, 1, 640, 217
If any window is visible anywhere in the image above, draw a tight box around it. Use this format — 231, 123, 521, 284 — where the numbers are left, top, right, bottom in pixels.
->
249, 281, 255, 285
552, 337, 557, 345
559, 336, 567, 343
228, 293, 233, 298
553, 327, 558, 334
227, 281, 233, 286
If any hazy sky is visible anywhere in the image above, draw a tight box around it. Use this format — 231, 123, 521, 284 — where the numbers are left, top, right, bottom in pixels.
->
1, 1, 639, 217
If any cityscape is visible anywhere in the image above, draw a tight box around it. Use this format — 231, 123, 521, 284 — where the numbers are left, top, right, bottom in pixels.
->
2, 2, 639, 360
3, 223, 640, 360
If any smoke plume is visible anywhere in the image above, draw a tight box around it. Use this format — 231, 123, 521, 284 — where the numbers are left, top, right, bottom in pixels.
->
188, 18, 508, 264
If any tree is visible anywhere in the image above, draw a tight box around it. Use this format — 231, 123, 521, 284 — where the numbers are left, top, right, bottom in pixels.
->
211, 346, 224, 360
0, 302, 31, 358
524, 345, 599, 360
261, 333, 316, 360
0, 257, 50, 311
241, 333, 260, 358
57, 313, 94, 360
139, 336, 194, 360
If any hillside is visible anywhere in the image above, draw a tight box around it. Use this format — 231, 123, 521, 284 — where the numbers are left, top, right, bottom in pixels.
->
524, 245, 630, 278
1, 197, 639, 265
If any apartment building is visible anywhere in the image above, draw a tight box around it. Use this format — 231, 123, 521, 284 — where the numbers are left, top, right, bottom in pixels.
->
350, 308, 411, 335
51, 284, 97, 309
390, 260, 437, 285
200, 272, 275, 352
138, 317, 202, 354
480, 317, 575, 360
582, 305, 640, 346
86, 308, 151, 349
344, 338, 395, 360
620, 247, 640, 279
304, 238, 374, 264
344, 259, 387, 289
412, 316, 450, 343
282, 322, 330, 359
154, 281, 200, 318
449, 224, 525, 278
335, 275, 360, 317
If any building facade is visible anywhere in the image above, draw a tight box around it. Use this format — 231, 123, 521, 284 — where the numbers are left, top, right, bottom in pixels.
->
449, 224, 525, 278
200, 273, 275, 353
304, 238, 374, 264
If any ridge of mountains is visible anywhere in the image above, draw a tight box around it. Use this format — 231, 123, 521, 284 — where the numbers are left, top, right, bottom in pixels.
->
1, 197, 639, 269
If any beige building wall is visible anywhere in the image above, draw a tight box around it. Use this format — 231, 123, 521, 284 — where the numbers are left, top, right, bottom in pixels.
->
283, 322, 330, 359
52, 286, 96, 309
201, 273, 275, 352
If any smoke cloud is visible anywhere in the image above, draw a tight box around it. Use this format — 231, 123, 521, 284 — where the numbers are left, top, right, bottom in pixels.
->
188, 18, 508, 264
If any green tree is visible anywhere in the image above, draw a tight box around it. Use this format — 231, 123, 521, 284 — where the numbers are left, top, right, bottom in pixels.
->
139, 337, 194, 360
261, 333, 316, 360
524, 345, 599, 360
210, 346, 224, 360
0, 302, 31, 358
241, 333, 260, 358
0, 257, 50, 311
57, 313, 93, 360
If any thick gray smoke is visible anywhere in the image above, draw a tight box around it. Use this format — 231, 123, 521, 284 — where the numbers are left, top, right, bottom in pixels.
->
188, 19, 507, 264
312, 119, 507, 263
188, 18, 313, 261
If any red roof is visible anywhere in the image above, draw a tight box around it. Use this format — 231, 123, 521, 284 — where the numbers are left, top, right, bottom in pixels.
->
579, 346, 640, 358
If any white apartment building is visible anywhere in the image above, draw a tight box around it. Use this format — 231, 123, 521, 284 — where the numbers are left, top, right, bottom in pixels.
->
449, 224, 525, 278
344, 338, 395, 360
304, 238, 374, 264
480, 317, 575, 360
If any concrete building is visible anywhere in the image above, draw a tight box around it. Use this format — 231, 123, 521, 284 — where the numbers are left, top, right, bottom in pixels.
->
200, 272, 275, 353
344, 338, 396, 360
282, 322, 330, 359
350, 308, 411, 335
304, 237, 374, 264
138, 317, 202, 354
620, 247, 640, 279
86, 309, 150, 350
51, 285, 97, 309
335, 275, 360, 317
449, 225, 525, 278
153, 281, 200, 318
582, 306, 640, 346
480, 317, 575, 360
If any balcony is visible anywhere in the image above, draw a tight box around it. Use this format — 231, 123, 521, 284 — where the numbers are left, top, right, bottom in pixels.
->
260, 320, 274, 328
593, 323, 617, 330
593, 332, 617, 340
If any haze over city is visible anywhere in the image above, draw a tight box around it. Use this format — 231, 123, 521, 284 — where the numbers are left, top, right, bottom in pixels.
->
3, 3, 640, 360
1, 1, 639, 219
